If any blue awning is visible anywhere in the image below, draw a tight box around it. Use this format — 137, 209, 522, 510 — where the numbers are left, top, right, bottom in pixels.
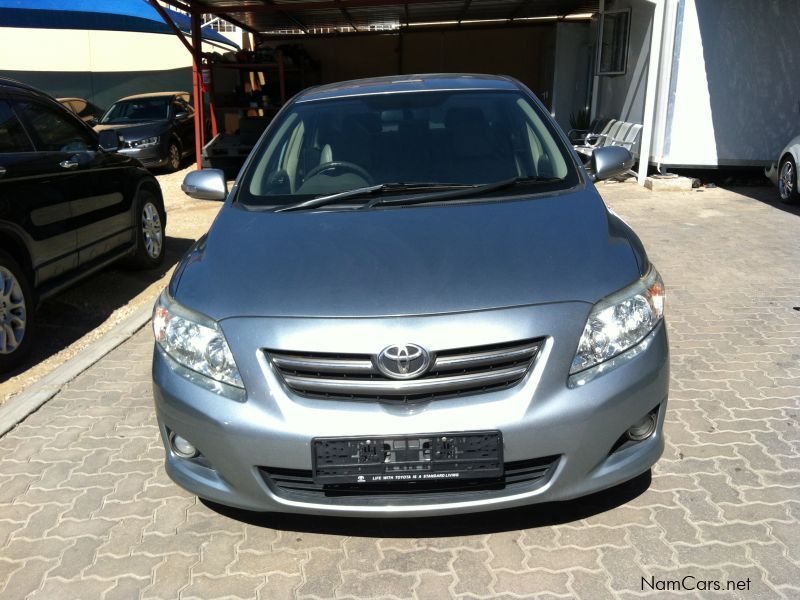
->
0, 0, 237, 48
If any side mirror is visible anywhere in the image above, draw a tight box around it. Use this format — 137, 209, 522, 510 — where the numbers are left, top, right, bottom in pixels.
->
590, 146, 635, 181
182, 169, 227, 201
97, 129, 121, 152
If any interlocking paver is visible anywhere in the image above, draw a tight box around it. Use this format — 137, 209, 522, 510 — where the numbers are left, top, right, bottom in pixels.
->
1, 183, 799, 599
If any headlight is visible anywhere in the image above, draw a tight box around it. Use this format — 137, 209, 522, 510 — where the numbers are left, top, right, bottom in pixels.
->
132, 136, 159, 148
570, 267, 665, 374
153, 291, 243, 388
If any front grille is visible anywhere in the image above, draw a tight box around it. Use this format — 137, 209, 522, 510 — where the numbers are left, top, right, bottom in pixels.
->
260, 455, 559, 499
265, 338, 542, 403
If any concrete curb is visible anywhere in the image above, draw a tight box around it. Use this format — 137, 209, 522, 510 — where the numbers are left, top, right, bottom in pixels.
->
0, 302, 154, 437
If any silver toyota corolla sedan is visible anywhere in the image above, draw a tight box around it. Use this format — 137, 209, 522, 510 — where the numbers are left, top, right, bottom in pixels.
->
152, 74, 669, 517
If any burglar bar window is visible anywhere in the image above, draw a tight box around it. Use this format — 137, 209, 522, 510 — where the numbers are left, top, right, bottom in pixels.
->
597, 9, 631, 76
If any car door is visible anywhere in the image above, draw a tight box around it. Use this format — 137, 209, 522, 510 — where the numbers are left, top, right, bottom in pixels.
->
13, 98, 135, 268
0, 97, 82, 289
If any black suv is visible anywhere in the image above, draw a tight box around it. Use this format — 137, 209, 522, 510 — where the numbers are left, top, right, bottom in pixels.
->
0, 78, 167, 372
95, 92, 195, 172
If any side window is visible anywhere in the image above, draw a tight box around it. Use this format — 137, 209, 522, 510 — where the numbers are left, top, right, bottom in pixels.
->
0, 100, 33, 153
14, 100, 94, 152
179, 95, 194, 114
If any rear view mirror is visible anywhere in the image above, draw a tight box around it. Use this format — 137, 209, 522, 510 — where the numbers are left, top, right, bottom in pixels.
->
182, 169, 227, 201
590, 146, 635, 181
98, 130, 121, 152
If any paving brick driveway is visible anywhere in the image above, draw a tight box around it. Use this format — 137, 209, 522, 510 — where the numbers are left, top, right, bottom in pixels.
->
1, 183, 799, 599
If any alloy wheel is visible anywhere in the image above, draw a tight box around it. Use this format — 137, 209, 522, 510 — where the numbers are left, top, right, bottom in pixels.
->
142, 202, 164, 259
779, 160, 794, 200
169, 144, 181, 171
0, 266, 26, 355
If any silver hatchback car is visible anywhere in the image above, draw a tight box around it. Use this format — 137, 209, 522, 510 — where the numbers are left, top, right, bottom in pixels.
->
153, 74, 668, 517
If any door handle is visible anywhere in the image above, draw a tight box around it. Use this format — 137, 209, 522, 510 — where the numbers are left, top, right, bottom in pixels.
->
59, 159, 79, 169
0, 166, 6, 178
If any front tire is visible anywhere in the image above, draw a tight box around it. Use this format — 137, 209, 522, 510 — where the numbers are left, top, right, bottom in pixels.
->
0, 250, 34, 373
166, 141, 181, 172
126, 190, 166, 269
778, 156, 799, 204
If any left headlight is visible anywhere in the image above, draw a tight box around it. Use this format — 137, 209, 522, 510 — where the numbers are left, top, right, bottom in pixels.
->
570, 267, 665, 374
153, 291, 243, 388
132, 136, 159, 148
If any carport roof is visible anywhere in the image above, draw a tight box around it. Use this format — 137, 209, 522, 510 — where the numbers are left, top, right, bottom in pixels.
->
163, 0, 597, 35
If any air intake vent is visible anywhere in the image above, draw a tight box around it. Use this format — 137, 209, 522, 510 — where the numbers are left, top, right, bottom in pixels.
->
260, 455, 559, 499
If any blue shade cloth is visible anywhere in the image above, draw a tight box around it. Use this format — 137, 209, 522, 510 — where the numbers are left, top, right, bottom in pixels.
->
0, 0, 237, 47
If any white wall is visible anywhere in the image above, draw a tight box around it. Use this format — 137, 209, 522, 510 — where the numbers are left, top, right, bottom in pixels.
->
0, 27, 230, 108
660, 0, 800, 166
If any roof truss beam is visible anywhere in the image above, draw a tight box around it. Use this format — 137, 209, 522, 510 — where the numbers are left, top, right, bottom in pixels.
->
335, 0, 359, 31
262, 0, 308, 32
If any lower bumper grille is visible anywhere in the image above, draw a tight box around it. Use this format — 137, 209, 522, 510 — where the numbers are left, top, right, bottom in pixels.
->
260, 455, 559, 500
265, 338, 542, 403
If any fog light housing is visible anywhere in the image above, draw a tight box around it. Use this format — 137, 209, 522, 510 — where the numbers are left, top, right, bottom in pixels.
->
627, 413, 657, 441
170, 432, 198, 458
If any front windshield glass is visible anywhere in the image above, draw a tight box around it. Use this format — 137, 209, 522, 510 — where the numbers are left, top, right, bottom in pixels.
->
100, 97, 170, 124
239, 90, 578, 207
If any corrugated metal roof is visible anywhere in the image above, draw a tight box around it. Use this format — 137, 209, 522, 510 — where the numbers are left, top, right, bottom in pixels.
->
167, 0, 597, 35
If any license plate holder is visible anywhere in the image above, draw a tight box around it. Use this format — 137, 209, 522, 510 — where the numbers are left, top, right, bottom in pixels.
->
312, 431, 503, 485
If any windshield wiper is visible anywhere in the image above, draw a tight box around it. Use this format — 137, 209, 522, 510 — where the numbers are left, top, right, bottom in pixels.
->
360, 175, 562, 210
273, 182, 474, 213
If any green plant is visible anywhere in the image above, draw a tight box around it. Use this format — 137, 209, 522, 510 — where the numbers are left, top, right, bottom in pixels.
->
569, 108, 591, 131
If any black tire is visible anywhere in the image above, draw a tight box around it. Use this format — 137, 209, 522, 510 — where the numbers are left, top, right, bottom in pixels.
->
778, 156, 799, 204
0, 249, 35, 374
166, 141, 182, 173
126, 189, 166, 269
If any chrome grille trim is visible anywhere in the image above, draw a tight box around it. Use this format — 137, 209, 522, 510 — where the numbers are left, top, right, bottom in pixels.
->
433, 341, 540, 372
282, 364, 530, 396
266, 338, 542, 402
270, 353, 374, 374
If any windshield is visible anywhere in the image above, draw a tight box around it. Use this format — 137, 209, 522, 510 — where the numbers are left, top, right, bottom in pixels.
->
100, 97, 170, 124
239, 90, 578, 207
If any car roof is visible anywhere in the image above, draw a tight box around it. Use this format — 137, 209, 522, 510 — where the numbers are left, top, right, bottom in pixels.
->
0, 76, 52, 99
295, 73, 521, 104
116, 91, 189, 102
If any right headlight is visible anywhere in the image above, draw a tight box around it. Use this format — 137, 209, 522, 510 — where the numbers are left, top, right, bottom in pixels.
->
132, 136, 159, 149
570, 267, 665, 374
153, 291, 243, 389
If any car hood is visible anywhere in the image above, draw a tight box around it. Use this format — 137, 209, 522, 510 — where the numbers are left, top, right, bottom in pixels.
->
94, 120, 169, 139
172, 187, 646, 320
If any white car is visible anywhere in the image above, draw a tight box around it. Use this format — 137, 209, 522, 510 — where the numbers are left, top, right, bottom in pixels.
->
766, 136, 800, 203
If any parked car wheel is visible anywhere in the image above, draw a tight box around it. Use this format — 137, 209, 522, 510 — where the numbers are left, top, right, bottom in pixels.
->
0, 250, 34, 373
126, 190, 166, 269
778, 156, 799, 203
167, 142, 182, 172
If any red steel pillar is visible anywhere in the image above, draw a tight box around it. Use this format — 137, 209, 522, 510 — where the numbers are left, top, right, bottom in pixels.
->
190, 11, 206, 169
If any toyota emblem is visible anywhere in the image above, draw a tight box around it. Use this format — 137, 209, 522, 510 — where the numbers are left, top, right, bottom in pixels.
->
375, 343, 431, 380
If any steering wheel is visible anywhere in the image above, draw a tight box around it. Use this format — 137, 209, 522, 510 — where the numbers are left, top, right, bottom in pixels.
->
304, 161, 374, 185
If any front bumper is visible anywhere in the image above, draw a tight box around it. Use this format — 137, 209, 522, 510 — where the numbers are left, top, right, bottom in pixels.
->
152, 303, 669, 517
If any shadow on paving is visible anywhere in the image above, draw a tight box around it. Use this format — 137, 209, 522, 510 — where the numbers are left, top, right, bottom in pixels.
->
203, 470, 651, 537
721, 184, 800, 218
0, 235, 194, 384
677, 167, 800, 218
